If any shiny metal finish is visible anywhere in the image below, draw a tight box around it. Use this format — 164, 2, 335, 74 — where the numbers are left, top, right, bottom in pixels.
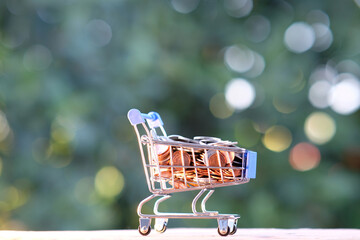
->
128, 109, 257, 236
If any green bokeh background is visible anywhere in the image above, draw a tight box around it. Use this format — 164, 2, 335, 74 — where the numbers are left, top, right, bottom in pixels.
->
0, 0, 359, 230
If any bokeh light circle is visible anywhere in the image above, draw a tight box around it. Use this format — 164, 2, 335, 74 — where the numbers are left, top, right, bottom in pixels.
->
224, 45, 255, 73
95, 166, 124, 199
262, 125, 292, 152
289, 142, 321, 171
311, 23, 333, 52
224, 0, 253, 18
225, 78, 256, 110
209, 93, 234, 119
171, 0, 200, 14
307, 9, 330, 26
244, 15, 271, 43
284, 22, 315, 53
336, 60, 360, 77
328, 77, 360, 115
85, 19, 112, 47
309, 65, 337, 84
308, 80, 332, 108
304, 112, 336, 145
245, 52, 266, 78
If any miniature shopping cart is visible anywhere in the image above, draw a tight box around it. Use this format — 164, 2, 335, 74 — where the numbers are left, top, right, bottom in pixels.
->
127, 109, 257, 236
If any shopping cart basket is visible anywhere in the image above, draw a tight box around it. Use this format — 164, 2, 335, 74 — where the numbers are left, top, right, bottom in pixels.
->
127, 109, 257, 236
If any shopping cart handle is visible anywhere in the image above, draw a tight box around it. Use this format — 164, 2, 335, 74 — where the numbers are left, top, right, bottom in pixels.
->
128, 109, 145, 125
127, 109, 164, 129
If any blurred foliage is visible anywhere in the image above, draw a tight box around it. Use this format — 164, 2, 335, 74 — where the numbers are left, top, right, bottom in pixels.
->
0, 0, 359, 231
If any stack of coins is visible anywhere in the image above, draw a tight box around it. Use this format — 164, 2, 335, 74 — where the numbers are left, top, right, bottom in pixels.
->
151, 135, 244, 189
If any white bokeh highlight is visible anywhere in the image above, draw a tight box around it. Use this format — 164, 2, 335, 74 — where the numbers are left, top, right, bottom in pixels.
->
224, 0, 253, 18
312, 23, 333, 52
284, 22, 315, 53
224, 45, 255, 73
225, 78, 256, 110
328, 77, 360, 115
308, 80, 332, 108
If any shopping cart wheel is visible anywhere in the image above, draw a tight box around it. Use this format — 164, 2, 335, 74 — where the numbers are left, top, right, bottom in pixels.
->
154, 218, 168, 233
229, 226, 237, 235
228, 219, 237, 235
217, 219, 230, 236
138, 218, 151, 236
217, 226, 230, 236
138, 225, 151, 236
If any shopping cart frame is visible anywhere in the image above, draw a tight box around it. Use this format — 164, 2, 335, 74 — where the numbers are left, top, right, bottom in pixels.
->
128, 109, 257, 236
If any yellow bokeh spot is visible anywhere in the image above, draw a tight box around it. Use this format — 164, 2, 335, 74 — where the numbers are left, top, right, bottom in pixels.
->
304, 112, 336, 145
51, 128, 74, 144
95, 166, 124, 199
209, 93, 234, 119
273, 97, 297, 114
262, 125, 292, 152
51, 116, 76, 144
2, 186, 28, 211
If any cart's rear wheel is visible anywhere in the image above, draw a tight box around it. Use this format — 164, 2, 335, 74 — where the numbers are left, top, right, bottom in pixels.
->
138, 225, 151, 236
217, 226, 230, 236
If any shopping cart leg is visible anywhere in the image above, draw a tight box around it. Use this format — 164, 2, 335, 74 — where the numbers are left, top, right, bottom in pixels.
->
201, 189, 218, 216
153, 195, 172, 215
137, 194, 158, 217
192, 189, 218, 216
192, 189, 206, 215
153, 195, 171, 233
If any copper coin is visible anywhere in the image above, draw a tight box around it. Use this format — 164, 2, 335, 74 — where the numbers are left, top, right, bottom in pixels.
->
172, 180, 187, 189
206, 151, 227, 167
172, 150, 191, 168
155, 144, 170, 163
225, 163, 241, 176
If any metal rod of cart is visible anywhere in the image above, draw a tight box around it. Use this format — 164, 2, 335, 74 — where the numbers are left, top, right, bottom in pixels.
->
128, 109, 257, 236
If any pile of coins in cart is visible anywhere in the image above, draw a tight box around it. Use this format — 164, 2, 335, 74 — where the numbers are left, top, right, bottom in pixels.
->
152, 135, 244, 189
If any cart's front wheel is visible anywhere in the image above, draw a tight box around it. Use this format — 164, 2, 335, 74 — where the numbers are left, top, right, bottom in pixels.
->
156, 224, 167, 233
228, 218, 238, 235
229, 226, 237, 235
154, 218, 168, 233
138, 225, 151, 236
217, 226, 230, 236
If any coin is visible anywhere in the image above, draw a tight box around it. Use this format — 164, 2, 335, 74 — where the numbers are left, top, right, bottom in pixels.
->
207, 150, 227, 167
169, 135, 198, 143
155, 144, 170, 163
172, 150, 191, 169
194, 136, 221, 144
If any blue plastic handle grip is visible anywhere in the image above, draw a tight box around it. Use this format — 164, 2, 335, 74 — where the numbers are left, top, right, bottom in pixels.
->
127, 109, 164, 128
128, 109, 145, 125
245, 151, 257, 179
